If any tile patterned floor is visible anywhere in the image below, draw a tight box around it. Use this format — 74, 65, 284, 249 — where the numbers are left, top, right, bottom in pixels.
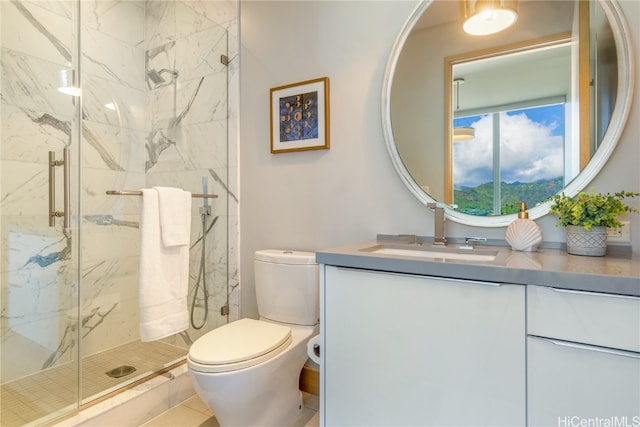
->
1, 340, 186, 426
141, 393, 320, 427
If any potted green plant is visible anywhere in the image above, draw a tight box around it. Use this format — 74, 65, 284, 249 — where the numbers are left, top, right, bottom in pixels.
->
549, 190, 639, 256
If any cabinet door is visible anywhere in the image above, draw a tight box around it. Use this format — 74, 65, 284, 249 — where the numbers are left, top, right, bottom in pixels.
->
322, 266, 525, 427
528, 335, 640, 427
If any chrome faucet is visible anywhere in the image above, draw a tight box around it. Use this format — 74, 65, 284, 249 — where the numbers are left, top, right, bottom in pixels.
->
461, 236, 487, 249
427, 202, 447, 245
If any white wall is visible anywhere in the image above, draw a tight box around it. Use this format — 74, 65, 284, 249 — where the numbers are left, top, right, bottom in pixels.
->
239, 0, 640, 318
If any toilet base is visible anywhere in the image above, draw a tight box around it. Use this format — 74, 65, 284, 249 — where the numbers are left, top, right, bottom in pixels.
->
190, 368, 305, 427
188, 323, 317, 427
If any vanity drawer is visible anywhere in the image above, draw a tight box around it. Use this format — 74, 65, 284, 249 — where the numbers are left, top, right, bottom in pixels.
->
527, 285, 640, 353
527, 335, 640, 426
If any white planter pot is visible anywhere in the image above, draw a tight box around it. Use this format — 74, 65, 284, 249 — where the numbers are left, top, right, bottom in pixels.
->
565, 225, 607, 256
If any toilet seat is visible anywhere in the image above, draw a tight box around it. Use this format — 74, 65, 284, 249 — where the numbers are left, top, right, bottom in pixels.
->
188, 318, 292, 373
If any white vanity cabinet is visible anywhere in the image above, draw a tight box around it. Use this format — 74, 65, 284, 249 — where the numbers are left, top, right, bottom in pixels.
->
527, 285, 640, 426
320, 265, 526, 427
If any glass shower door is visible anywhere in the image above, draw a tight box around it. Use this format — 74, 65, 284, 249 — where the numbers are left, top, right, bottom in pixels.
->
1, 0, 81, 425
2, 0, 231, 423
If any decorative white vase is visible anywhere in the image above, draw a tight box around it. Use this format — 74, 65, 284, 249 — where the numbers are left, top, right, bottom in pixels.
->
565, 225, 607, 256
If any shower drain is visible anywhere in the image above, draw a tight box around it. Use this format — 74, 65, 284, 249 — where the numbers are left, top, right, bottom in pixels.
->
105, 365, 136, 378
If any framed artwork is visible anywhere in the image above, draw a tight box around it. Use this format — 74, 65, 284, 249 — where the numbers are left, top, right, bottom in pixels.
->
270, 77, 330, 154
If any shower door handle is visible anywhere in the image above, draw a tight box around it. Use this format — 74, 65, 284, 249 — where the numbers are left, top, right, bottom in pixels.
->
48, 148, 70, 228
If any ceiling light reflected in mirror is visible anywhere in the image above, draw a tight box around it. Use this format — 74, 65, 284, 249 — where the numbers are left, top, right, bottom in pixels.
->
462, 0, 518, 36
453, 77, 476, 141
453, 126, 476, 141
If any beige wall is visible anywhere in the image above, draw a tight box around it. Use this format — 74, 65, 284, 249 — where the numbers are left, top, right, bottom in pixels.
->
239, 0, 640, 318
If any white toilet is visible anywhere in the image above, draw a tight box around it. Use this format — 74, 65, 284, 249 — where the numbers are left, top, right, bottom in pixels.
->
187, 249, 319, 427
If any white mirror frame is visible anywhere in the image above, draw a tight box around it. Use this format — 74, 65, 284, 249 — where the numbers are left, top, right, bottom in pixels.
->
382, 0, 635, 227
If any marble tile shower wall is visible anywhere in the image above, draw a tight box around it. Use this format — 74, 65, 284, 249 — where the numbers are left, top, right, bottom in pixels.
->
80, 0, 148, 364
142, 0, 239, 349
0, 0, 239, 384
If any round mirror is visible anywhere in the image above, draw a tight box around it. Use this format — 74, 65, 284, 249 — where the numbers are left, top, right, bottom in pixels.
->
382, 0, 634, 227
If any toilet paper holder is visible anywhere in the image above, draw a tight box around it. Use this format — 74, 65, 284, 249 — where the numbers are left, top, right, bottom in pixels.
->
307, 335, 321, 364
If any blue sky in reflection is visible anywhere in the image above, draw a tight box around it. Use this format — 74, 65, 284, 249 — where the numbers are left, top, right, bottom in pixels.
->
453, 104, 564, 188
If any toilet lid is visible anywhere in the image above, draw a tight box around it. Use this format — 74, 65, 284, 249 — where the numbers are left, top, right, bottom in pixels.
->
188, 318, 291, 370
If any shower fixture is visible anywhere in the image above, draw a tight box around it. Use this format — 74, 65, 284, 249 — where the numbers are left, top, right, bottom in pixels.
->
146, 68, 178, 85
191, 176, 212, 330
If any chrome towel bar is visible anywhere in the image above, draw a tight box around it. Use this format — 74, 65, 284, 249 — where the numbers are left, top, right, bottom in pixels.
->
106, 190, 218, 199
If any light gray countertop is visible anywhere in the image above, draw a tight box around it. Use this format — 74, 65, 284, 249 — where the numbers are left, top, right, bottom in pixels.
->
316, 237, 640, 297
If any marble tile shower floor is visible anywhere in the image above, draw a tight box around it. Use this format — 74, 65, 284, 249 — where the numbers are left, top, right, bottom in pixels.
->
1, 340, 186, 427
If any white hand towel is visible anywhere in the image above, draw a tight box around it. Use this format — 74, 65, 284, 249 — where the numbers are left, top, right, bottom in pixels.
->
138, 188, 191, 342
154, 186, 192, 247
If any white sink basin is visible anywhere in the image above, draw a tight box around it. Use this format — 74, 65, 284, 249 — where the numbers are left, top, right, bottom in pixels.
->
361, 244, 498, 262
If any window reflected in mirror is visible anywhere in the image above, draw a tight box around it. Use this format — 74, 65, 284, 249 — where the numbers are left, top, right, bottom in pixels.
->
452, 102, 566, 216
445, 34, 575, 214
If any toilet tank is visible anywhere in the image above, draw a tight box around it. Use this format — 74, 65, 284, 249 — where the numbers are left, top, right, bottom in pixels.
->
254, 249, 319, 326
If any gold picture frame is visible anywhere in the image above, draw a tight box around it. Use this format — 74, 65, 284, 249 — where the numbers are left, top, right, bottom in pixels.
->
270, 77, 330, 154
